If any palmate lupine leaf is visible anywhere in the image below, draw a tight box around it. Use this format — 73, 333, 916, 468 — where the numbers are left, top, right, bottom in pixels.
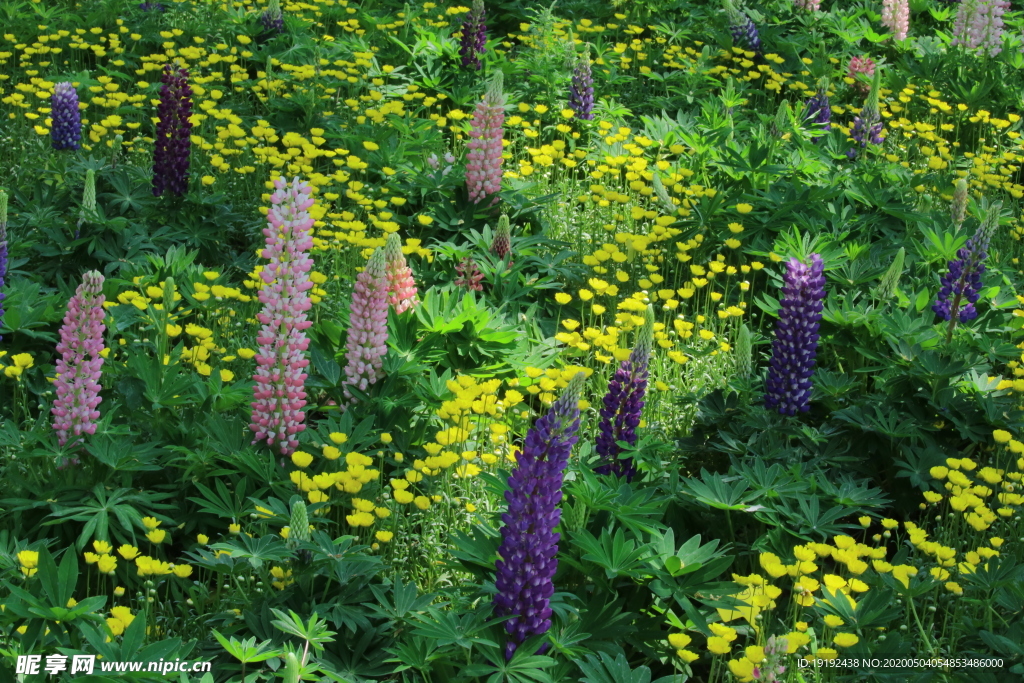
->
578, 652, 652, 683
570, 527, 649, 580
680, 469, 760, 511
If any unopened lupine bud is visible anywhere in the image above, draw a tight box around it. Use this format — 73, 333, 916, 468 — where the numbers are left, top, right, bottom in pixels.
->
0, 190, 7, 341
735, 323, 753, 378
52, 271, 106, 447
495, 372, 585, 659
951, 178, 969, 228
594, 306, 653, 480
491, 215, 511, 260
51, 82, 82, 151
875, 247, 905, 300
466, 71, 505, 206
342, 248, 389, 405
289, 499, 310, 545
771, 100, 792, 138
80, 169, 96, 224
568, 51, 595, 121
384, 232, 419, 313
459, 0, 487, 70
152, 65, 193, 197
250, 178, 315, 455
934, 201, 1000, 326
765, 254, 826, 415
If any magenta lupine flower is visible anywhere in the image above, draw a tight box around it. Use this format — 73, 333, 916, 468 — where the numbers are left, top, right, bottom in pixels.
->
51, 82, 82, 151
846, 56, 875, 95
459, 0, 487, 70
342, 248, 389, 405
491, 214, 512, 263
454, 257, 484, 291
495, 372, 586, 659
52, 271, 106, 448
152, 64, 193, 197
952, 0, 1010, 56
466, 71, 505, 206
764, 254, 826, 416
594, 306, 654, 481
881, 0, 910, 40
250, 177, 316, 455
384, 232, 419, 314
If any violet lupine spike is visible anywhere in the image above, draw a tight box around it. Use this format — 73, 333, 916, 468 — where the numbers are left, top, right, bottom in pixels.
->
260, 0, 284, 35
342, 248, 389, 405
152, 64, 193, 197
764, 254, 826, 416
51, 82, 81, 151
953, 0, 1010, 57
846, 69, 883, 160
495, 372, 586, 660
0, 190, 7, 341
933, 201, 1001, 324
466, 71, 505, 206
594, 306, 654, 481
724, 0, 762, 54
52, 271, 106, 448
250, 177, 316, 455
568, 52, 595, 121
383, 232, 419, 314
802, 86, 831, 142
459, 0, 487, 70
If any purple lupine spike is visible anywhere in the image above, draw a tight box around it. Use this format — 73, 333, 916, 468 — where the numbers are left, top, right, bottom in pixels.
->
52, 271, 106, 448
51, 82, 81, 151
933, 201, 1000, 326
495, 372, 586, 660
764, 254, 826, 416
152, 65, 193, 197
802, 84, 831, 142
0, 190, 7, 341
846, 69, 883, 160
568, 52, 595, 121
594, 306, 654, 481
250, 177, 316, 455
459, 0, 487, 70
259, 0, 284, 35
724, 1, 762, 53
139, 2, 166, 11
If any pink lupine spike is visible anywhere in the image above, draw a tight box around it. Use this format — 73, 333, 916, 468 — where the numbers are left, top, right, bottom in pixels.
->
249, 177, 316, 455
342, 247, 389, 405
466, 71, 505, 206
52, 270, 106, 448
383, 232, 419, 314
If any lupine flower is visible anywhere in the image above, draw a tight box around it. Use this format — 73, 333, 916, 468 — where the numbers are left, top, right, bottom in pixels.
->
459, 0, 487, 70
78, 169, 96, 235
384, 232, 419, 314
139, 1, 165, 10
764, 254, 826, 416
881, 0, 910, 40
454, 257, 484, 291
52, 271, 106, 447
0, 190, 7, 341
802, 83, 831, 142
342, 248, 389, 404
466, 71, 505, 206
491, 215, 512, 262
568, 51, 595, 121
594, 306, 653, 481
933, 202, 1001, 325
953, 0, 1010, 57
260, 0, 284, 35
753, 636, 789, 682
495, 372, 586, 660
846, 56, 875, 94
250, 178, 316, 455
51, 82, 81, 151
794, 0, 821, 11
951, 178, 969, 228
724, 0, 762, 53
847, 69, 883, 160
152, 65, 193, 197
770, 100, 792, 138
735, 324, 753, 378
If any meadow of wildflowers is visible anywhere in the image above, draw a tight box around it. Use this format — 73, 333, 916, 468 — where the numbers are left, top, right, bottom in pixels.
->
2, 0, 1024, 681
